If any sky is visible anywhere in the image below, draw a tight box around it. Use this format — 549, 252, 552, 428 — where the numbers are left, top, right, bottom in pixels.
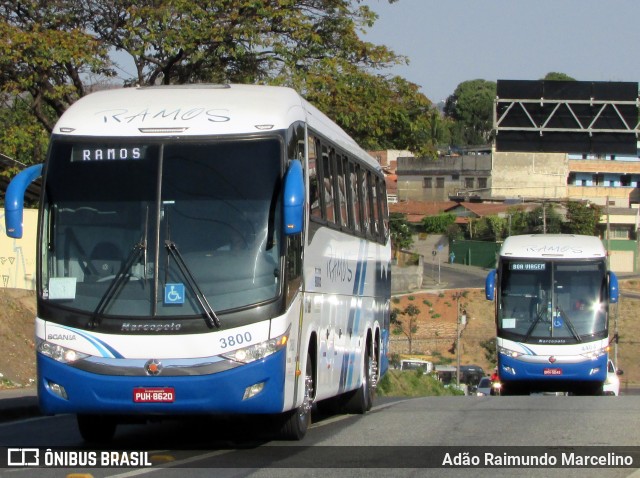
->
361, 0, 640, 103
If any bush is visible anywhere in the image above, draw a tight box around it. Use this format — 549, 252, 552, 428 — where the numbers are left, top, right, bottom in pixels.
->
377, 370, 464, 397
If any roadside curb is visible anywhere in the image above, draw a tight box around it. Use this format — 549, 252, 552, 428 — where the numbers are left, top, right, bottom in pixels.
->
0, 388, 40, 422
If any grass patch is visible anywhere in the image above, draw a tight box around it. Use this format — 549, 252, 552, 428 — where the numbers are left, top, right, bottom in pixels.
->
377, 370, 463, 397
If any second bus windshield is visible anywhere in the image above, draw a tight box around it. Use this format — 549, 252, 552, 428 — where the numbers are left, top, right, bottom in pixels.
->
498, 259, 608, 343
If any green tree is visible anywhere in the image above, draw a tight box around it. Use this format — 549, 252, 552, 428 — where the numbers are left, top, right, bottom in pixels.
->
543, 72, 576, 81
1, 0, 443, 162
527, 203, 563, 234
389, 212, 413, 259
479, 339, 497, 367
0, 95, 50, 174
301, 72, 445, 156
391, 303, 421, 354
0, 3, 110, 132
470, 216, 503, 241
563, 201, 602, 236
422, 213, 456, 234
505, 207, 531, 236
444, 79, 496, 145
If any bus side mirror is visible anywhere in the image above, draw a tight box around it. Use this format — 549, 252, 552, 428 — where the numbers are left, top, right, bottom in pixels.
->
608, 271, 619, 303
485, 269, 496, 301
283, 160, 304, 236
5, 164, 43, 239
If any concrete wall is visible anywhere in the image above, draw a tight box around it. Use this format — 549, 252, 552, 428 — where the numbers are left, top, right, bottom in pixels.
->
568, 185, 640, 207
397, 155, 492, 201
491, 151, 568, 199
391, 253, 424, 294
0, 209, 37, 290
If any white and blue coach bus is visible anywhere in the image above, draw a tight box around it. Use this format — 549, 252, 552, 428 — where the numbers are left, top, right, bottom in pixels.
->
4, 84, 391, 441
485, 234, 619, 395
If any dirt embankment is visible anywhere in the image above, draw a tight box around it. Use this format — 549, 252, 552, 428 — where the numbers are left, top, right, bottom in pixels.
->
0, 289, 37, 388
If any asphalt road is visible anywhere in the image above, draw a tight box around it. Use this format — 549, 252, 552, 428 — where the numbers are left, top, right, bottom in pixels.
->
1, 395, 639, 478
423, 261, 489, 290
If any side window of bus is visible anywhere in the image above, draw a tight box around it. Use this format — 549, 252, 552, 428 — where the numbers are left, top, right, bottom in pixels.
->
321, 147, 335, 224
360, 167, 371, 235
378, 177, 389, 242
308, 137, 322, 220
348, 161, 361, 233
369, 171, 380, 238
285, 234, 303, 304
336, 154, 349, 229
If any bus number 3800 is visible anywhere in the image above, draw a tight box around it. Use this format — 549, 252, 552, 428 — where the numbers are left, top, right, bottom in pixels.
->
219, 332, 252, 349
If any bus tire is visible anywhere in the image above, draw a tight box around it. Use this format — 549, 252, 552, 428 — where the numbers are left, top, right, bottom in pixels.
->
344, 345, 375, 414
278, 353, 314, 440
77, 414, 117, 443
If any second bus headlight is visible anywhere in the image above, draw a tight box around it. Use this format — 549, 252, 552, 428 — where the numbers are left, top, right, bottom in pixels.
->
498, 345, 523, 359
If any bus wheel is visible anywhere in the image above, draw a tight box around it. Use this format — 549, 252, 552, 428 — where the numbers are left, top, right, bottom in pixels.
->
279, 353, 314, 440
344, 345, 375, 414
77, 414, 117, 443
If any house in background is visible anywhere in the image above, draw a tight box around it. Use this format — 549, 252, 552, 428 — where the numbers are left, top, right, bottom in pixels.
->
368, 149, 413, 205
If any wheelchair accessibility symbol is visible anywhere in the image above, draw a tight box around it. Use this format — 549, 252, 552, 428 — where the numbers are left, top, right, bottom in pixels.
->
164, 283, 185, 305
553, 317, 563, 328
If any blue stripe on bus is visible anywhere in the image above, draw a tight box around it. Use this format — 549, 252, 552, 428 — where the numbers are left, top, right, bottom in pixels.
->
339, 240, 368, 393
55, 324, 124, 359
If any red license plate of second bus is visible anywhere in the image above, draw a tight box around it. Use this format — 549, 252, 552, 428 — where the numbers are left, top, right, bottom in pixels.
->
543, 368, 563, 376
133, 387, 175, 403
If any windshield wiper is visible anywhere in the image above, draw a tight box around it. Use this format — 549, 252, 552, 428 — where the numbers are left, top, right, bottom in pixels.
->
165, 240, 220, 329
89, 241, 146, 328
555, 306, 582, 343
523, 303, 547, 342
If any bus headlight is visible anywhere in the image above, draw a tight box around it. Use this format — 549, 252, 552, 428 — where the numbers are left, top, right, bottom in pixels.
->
221, 329, 289, 364
580, 348, 607, 360
37, 339, 88, 364
498, 345, 523, 359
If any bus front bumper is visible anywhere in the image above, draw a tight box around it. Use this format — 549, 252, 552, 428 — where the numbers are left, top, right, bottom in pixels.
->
36, 349, 287, 416
498, 352, 607, 383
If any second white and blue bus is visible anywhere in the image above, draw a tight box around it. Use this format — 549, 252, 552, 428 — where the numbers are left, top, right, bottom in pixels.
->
485, 234, 618, 395
4, 84, 391, 441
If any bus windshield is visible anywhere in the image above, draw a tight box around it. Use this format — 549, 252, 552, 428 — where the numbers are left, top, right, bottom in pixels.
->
42, 137, 283, 320
497, 259, 608, 343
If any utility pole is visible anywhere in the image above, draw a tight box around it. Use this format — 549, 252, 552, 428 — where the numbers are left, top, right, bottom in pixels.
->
453, 292, 464, 388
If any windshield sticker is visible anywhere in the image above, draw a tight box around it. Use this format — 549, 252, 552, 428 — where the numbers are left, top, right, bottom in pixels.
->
164, 283, 185, 305
49, 277, 77, 300
502, 318, 516, 329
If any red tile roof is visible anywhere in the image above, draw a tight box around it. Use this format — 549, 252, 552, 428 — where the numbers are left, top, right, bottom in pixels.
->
389, 200, 534, 223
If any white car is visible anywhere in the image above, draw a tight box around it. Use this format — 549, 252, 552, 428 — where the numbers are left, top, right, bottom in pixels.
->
476, 377, 493, 396
603, 360, 623, 396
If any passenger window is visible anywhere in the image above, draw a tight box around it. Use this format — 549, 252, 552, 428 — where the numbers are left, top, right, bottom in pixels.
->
321, 147, 335, 223
308, 137, 322, 220
369, 171, 379, 237
360, 168, 370, 235
336, 155, 349, 229
349, 162, 361, 233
